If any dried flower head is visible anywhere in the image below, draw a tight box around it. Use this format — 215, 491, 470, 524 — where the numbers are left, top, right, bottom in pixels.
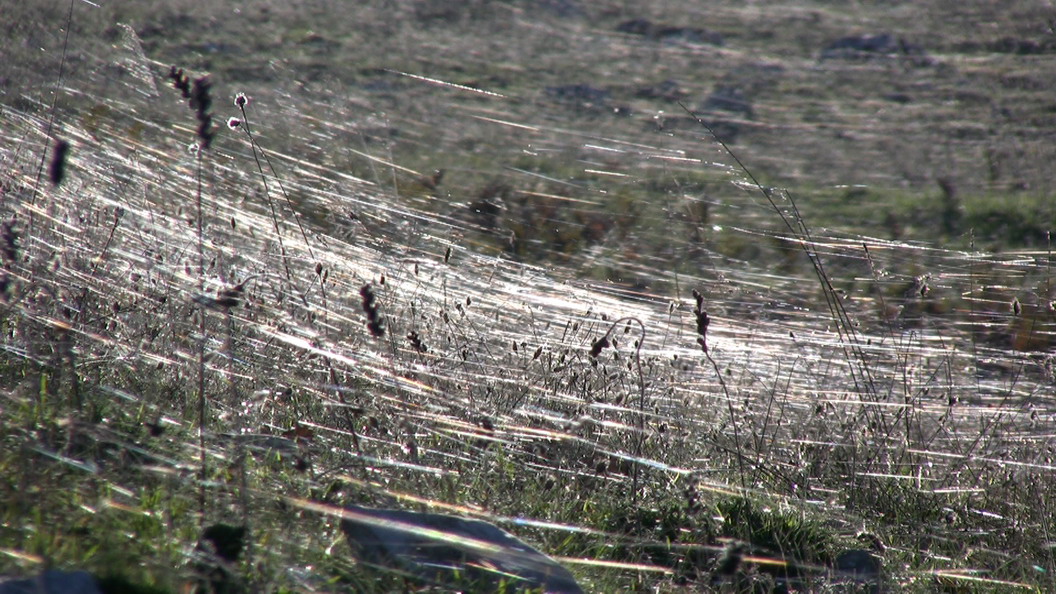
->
168, 66, 191, 98
49, 139, 71, 186
234, 93, 249, 108
227, 117, 242, 129
589, 336, 610, 358
712, 542, 745, 583
360, 284, 385, 338
1, 220, 19, 265
692, 289, 710, 353
407, 331, 428, 353
169, 66, 216, 148
192, 278, 252, 311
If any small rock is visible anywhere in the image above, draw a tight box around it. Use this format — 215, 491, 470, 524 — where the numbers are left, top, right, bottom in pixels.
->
821, 33, 930, 64
701, 86, 754, 119
545, 84, 610, 110
616, 18, 724, 46
634, 79, 686, 101
616, 17, 653, 36
0, 571, 103, 594
835, 548, 882, 588
341, 504, 584, 593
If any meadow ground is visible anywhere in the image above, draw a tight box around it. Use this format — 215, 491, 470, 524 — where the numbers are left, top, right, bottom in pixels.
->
1, 0, 1055, 591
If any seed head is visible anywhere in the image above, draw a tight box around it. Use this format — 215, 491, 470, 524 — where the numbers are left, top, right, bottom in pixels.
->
589, 336, 610, 358
49, 139, 71, 186
360, 284, 385, 338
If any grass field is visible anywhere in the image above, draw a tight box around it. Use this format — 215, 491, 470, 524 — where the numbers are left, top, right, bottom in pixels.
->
2, 0, 1055, 591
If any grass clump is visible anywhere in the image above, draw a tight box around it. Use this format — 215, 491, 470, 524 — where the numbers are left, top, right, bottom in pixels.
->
716, 497, 834, 574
